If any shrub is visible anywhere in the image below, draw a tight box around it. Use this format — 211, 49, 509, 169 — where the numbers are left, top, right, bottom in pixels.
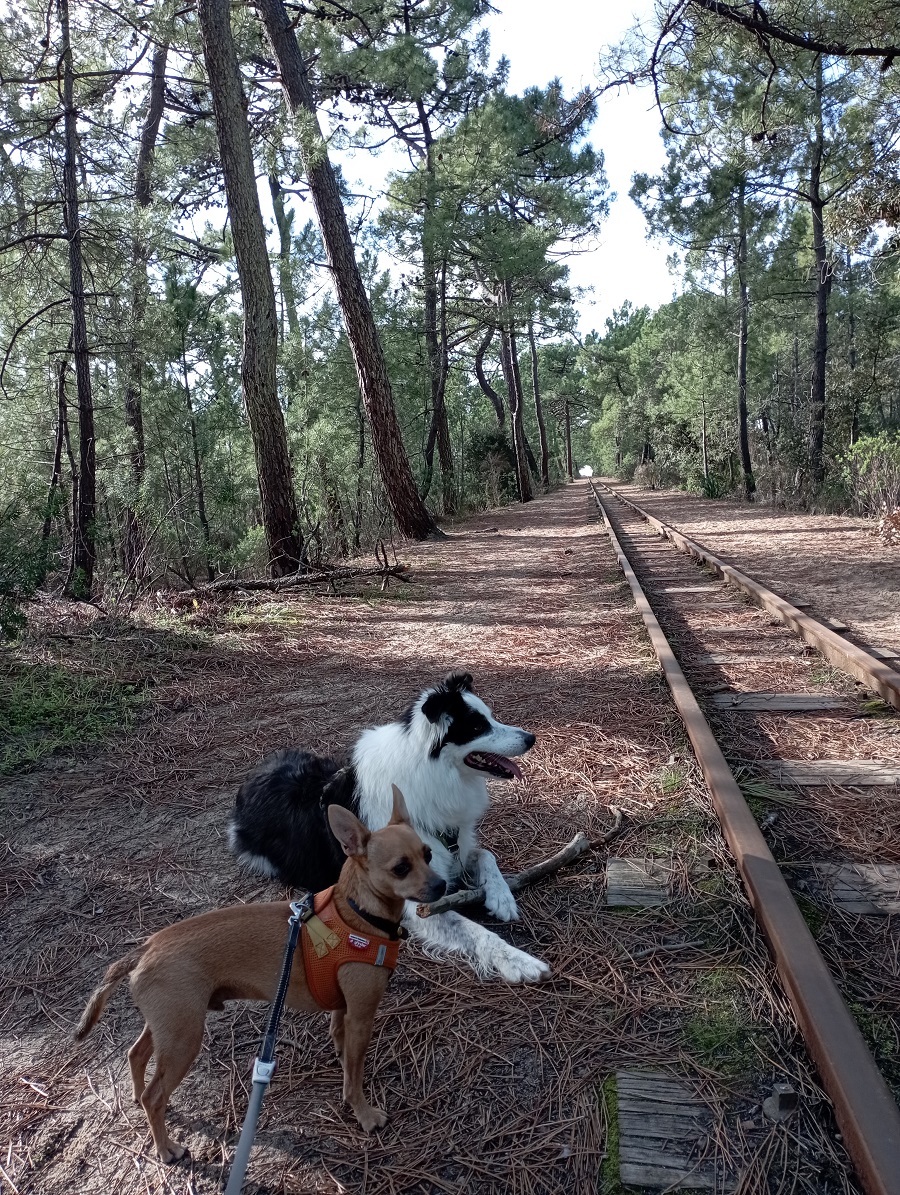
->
0, 501, 47, 640
842, 433, 900, 519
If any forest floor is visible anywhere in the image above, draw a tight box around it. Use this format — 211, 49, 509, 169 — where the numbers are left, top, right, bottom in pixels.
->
0, 482, 862, 1195
609, 482, 900, 652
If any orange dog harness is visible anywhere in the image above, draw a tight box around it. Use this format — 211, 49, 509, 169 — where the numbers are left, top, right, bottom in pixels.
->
300, 887, 402, 1012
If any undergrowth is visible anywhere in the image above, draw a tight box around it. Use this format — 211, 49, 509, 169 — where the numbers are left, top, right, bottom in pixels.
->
0, 662, 146, 775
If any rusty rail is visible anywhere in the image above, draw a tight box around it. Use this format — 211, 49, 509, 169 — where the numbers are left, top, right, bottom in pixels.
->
599, 480, 900, 710
588, 479, 900, 1195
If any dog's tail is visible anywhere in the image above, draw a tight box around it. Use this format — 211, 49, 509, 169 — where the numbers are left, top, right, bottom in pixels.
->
74, 950, 143, 1041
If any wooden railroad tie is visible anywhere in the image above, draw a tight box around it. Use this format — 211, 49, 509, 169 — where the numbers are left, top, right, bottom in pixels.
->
606, 858, 673, 907
615, 1071, 729, 1190
758, 759, 900, 786
797, 863, 900, 915
710, 692, 851, 712
697, 653, 799, 665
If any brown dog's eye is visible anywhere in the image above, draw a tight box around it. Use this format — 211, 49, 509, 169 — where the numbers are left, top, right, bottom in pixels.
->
423, 846, 432, 864
393, 860, 412, 877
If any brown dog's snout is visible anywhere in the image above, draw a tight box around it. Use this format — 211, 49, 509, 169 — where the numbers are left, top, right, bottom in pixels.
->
423, 875, 447, 902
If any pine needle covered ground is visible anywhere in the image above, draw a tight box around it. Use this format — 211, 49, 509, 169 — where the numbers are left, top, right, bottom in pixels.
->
0, 483, 858, 1194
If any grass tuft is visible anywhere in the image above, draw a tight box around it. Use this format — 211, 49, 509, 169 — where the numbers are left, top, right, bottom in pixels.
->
0, 662, 145, 775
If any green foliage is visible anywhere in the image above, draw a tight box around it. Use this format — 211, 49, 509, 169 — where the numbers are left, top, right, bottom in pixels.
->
842, 432, 900, 517
0, 500, 49, 640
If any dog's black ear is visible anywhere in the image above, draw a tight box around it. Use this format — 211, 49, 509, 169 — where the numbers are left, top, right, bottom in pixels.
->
444, 672, 473, 693
421, 687, 451, 724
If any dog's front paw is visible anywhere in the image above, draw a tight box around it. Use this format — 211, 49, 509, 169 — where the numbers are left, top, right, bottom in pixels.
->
355, 1104, 388, 1133
483, 879, 519, 922
496, 945, 551, 985
158, 1139, 189, 1165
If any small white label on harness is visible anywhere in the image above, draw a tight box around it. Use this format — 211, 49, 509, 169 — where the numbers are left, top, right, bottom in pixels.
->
348, 933, 370, 949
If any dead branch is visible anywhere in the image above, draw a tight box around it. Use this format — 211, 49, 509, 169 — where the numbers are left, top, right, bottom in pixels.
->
189, 563, 410, 594
417, 807, 625, 918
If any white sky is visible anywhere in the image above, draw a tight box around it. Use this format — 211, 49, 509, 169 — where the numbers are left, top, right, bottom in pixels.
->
333, 0, 678, 335
483, 0, 677, 331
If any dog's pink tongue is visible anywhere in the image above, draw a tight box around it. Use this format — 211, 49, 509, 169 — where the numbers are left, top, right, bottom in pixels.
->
491, 753, 522, 779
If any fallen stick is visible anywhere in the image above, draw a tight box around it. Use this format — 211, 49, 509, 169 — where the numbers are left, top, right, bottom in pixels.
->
191, 564, 409, 595
416, 807, 624, 918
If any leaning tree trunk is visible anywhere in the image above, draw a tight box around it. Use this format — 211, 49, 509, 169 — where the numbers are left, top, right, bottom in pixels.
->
808, 54, 831, 492
527, 318, 550, 487
198, 0, 304, 575
255, 0, 440, 540
474, 325, 505, 427
122, 36, 168, 582
735, 180, 755, 502
59, 0, 95, 600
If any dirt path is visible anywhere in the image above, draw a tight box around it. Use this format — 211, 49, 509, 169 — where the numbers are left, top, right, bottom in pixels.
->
0, 484, 849, 1194
608, 482, 900, 652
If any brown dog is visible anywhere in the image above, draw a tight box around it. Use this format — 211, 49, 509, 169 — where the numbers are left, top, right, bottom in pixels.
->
75, 787, 445, 1162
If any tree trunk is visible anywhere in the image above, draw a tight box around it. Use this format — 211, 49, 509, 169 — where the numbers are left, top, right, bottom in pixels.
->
528, 318, 549, 486
563, 399, 574, 480
122, 36, 168, 582
498, 288, 532, 503
59, 0, 96, 600
415, 98, 454, 511
181, 339, 213, 581
735, 180, 755, 502
808, 54, 831, 491
474, 326, 505, 427
41, 357, 69, 565
255, 0, 440, 540
198, 0, 304, 575
421, 260, 454, 512
846, 250, 859, 446
269, 173, 301, 338
700, 402, 709, 481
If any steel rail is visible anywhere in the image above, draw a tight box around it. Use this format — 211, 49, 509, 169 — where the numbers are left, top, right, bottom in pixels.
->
598, 481, 900, 711
588, 480, 900, 1195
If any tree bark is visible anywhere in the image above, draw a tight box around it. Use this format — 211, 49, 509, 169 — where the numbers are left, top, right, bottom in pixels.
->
735, 180, 755, 501
41, 357, 68, 563
474, 326, 505, 427
498, 289, 532, 503
414, 99, 455, 512
528, 318, 549, 486
846, 250, 859, 446
181, 337, 213, 581
563, 399, 574, 480
269, 173, 301, 338
122, 36, 168, 581
59, 0, 96, 600
255, 0, 440, 540
808, 55, 832, 491
198, 0, 304, 575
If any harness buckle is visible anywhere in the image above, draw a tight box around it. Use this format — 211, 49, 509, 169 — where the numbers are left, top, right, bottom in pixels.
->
252, 1058, 277, 1086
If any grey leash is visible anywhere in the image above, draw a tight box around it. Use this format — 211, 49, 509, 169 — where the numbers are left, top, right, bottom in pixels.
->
223, 897, 309, 1195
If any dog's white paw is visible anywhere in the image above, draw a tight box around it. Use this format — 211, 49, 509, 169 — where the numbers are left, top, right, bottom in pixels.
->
495, 945, 551, 985
483, 879, 519, 922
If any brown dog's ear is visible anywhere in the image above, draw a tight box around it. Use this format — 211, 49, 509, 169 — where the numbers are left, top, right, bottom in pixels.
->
389, 784, 411, 825
327, 805, 370, 857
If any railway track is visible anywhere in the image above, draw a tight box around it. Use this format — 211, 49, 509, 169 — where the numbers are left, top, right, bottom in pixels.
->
588, 480, 900, 1195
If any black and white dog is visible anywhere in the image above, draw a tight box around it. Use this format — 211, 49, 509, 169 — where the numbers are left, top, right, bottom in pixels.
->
228, 673, 550, 984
